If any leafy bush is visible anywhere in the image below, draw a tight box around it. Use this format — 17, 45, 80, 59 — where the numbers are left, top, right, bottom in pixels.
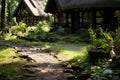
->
90, 59, 120, 80
76, 59, 120, 80
56, 27, 65, 35
37, 20, 51, 32
9, 20, 59, 42
24, 21, 59, 42
11, 22, 27, 36
88, 27, 113, 52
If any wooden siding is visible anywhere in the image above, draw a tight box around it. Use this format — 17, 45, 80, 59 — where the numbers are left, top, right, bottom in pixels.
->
53, 9, 120, 33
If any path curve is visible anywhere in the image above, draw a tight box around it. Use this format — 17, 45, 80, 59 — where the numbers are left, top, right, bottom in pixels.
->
0, 40, 70, 80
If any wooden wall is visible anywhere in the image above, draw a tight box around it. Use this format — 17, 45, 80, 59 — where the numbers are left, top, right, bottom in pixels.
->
53, 8, 119, 33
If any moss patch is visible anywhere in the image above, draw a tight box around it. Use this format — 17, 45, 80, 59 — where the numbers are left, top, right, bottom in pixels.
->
0, 46, 27, 80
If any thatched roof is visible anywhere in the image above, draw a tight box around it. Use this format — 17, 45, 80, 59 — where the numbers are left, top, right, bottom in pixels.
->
13, 0, 49, 17
45, 0, 120, 13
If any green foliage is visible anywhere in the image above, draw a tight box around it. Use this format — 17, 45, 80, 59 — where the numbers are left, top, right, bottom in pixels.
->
11, 22, 27, 36
7, 20, 60, 42
37, 20, 51, 32
64, 35, 81, 43
0, 0, 19, 25
62, 33, 89, 44
22, 20, 60, 42
77, 59, 120, 80
0, 46, 15, 58
25, 20, 59, 42
90, 60, 120, 80
0, 46, 25, 80
0, 70, 19, 80
88, 27, 96, 44
88, 27, 113, 51
56, 27, 65, 35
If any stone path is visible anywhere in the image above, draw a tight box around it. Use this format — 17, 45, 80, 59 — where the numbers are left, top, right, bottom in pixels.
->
0, 40, 70, 80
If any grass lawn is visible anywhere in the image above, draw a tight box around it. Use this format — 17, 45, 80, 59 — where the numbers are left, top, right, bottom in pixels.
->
0, 46, 27, 80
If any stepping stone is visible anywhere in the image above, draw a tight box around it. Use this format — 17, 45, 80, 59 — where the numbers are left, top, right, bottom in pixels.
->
23, 68, 35, 73
23, 73, 37, 77
64, 73, 75, 79
64, 69, 74, 74
23, 64, 38, 67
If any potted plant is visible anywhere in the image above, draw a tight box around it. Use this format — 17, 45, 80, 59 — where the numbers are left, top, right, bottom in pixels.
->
88, 27, 113, 63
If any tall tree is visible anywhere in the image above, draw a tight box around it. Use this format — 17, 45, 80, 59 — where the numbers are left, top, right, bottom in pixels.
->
1, 0, 6, 30
7, 1, 11, 25
7, 0, 19, 25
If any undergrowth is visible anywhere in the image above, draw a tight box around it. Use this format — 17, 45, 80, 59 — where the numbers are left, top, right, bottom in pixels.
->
0, 46, 26, 80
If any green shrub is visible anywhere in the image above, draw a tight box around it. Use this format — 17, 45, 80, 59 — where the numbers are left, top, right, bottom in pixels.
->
9, 20, 61, 42
24, 21, 59, 42
11, 22, 27, 36
88, 27, 113, 52
37, 20, 51, 32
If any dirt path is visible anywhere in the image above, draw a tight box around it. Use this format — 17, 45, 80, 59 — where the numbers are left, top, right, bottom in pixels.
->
0, 40, 70, 80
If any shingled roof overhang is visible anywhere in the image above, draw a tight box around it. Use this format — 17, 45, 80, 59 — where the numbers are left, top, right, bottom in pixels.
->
45, 0, 72, 13
67, 0, 120, 9
45, 0, 120, 13
13, 0, 49, 17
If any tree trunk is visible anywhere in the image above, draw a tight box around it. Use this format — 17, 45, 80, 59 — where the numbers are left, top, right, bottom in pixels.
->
1, 0, 6, 30
7, 1, 11, 25
71, 10, 80, 33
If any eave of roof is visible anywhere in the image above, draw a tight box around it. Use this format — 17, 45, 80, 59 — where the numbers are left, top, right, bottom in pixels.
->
45, 0, 120, 13
13, 0, 50, 17
67, 0, 120, 9
24, 0, 39, 16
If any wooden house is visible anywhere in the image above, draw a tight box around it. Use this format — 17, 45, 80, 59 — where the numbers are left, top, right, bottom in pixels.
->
45, 0, 120, 33
13, 0, 50, 26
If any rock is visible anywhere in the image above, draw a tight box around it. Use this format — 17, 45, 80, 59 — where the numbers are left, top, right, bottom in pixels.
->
23, 64, 38, 67
41, 48, 52, 53
87, 78, 92, 80
71, 65, 83, 72
64, 73, 75, 80
23, 73, 37, 77
23, 68, 35, 74
64, 69, 74, 74
18, 55, 36, 62
60, 62, 69, 68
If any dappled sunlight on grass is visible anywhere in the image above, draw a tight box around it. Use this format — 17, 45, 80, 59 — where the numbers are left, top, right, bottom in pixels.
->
0, 46, 27, 80
4, 37, 90, 64
60, 46, 89, 63
42, 41, 89, 63
0, 47, 15, 58
4, 35, 17, 40
0, 46, 26, 64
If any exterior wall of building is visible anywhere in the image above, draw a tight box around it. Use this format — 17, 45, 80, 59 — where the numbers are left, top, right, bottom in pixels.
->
53, 9, 119, 33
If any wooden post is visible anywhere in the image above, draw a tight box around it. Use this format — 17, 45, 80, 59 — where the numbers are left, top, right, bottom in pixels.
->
92, 9, 96, 28
65, 12, 69, 28
71, 10, 80, 33
103, 8, 116, 31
